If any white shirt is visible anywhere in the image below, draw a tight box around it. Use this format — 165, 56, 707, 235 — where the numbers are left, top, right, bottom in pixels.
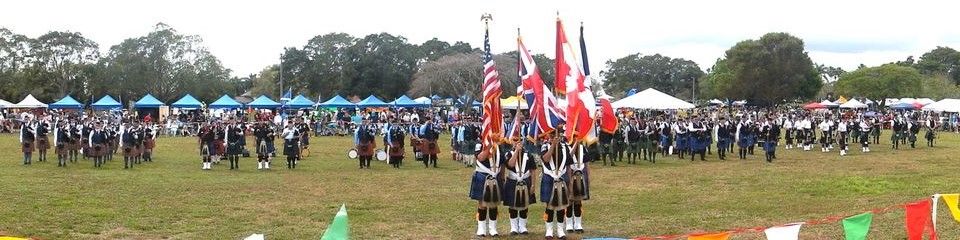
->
281, 128, 296, 140
837, 122, 848, 132
818, 121, 831, 132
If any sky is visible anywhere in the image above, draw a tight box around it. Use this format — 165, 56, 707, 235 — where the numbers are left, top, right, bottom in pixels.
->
3, 0, 960, 78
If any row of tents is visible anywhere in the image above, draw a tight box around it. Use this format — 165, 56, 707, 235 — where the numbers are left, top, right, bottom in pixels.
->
0, 94, 445, 110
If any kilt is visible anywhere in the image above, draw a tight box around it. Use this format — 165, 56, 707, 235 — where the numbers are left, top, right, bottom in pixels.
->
469, 172, 502, 206
763, 141, 777, 153
145, 139, 156, 150
908, 134, 917, 142
68, 139, 81, 151
300, 135, 310, 146
690, 135, 707, 152
737, 136, 751, 148
357, 142, 374, 157
502, 177, 535, 209
540, 174, 570, 210
55, 143, 68, 155
227, 142, 243, 155
627, 142, 640, 153
21, 142, 34, 153
123, 145, 137, 157
717, 137, 731, 149
37, 137, 50, 150
459, 140, 476, 154
421, 140, 440, 155
90, 144, 106, 157
212, 140, 225, 155
389, 143, 403, 157
569, 168, 590, 201
283, 139, 299, 156
675, 135, 688, 151
659, 135, 671, 148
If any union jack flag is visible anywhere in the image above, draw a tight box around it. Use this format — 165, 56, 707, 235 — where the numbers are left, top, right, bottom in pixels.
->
518, 35, 565, 139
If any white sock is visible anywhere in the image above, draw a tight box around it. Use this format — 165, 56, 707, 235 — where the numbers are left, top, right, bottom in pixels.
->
574, 216, 583, 230
487, 220, 498, 236
556, 221, 567, 237
477, 220, 487, 236
545, 221, 554, 237
519, 218, 528, 233
509, 218, 518, 233
565, 217, 573, 230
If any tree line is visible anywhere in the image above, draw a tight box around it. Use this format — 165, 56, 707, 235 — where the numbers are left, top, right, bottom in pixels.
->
3, 24, 958, 106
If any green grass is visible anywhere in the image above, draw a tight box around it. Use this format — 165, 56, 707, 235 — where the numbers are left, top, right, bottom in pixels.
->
0, 131, 958, 239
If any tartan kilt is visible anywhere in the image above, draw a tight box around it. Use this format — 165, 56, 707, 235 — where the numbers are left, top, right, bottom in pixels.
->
226, 142, 243, 155
90, 144, 106, 157
212, 140, 225, 155
420, 140, 440, 155
55, 143, 68, 155
389, 143, 403, 157
37, 137, 50, 150
123, 145, 138, 157
357, 142, 375, 157
22, 142, 34, 153
68, 139, 81, 151
145, 139, 156, 150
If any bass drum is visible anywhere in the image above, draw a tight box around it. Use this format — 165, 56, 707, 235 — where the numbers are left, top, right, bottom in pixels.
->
347, 149, 359, 159
376, 149, 388, 161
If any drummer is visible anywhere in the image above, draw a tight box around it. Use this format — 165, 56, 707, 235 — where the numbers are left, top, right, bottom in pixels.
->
387, 119, 406, 168
354, 120, 376, 169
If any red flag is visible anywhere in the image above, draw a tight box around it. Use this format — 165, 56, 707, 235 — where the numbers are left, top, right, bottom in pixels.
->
599, 99, 618, 134
555, 17, 594, 143
905, 199, 937, 240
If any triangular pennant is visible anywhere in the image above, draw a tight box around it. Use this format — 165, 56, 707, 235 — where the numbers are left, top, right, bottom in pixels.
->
764, 223, 803, 240
842, 212, 873, 240
321, 204, 350, 240
905, 199, 937, 240
940, 194, 960, 224
688, 231, 731, 240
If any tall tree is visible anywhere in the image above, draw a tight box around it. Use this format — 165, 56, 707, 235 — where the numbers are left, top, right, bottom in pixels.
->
834, 64, 923, 101
300, 33, 356, 99
699, 32, 821, 105
30, 31, 99, 99
408, 52, 518, 100
340, 33, 419, 99
249, 65, 279, 98
601, 53, 703, 99
0, 28, 34, 100
916, 46, 960, 85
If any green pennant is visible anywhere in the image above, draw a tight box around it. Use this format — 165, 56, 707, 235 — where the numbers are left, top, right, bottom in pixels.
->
321, 204, 349, 240
842, 212, 873, 240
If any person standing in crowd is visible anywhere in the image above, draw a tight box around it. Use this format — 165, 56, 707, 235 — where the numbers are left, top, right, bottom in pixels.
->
891, 117, 904, 149
783, 116, 794, 150
715, 117, 732, 160
673, 119, 688, 159
282, 121, 301, 169
925, 117, 937, 147
199, 123, 214, 170
860, 118, 872, 152
353, 121, 374, 169
387, 120, 406, 169
254, 121, 274, 170
143, 122, 156, 162
470, 141, 506, 238
419, 117, 440, 168
297, 117, 311, 162
20, 118, 36, 165
225, 119, 244, 170
121, 122, 137, 169
598, 122, 614, 166
565, 133, 591, 234
736, 118, 751, 159
69, 121, 82, 163
838, 118, 849, 156
688, 118, 708, 161
625, 119, 640, 164
818, 117, 832, 152
461, 120, 480, 168
871, 117, 881, 145
612, 123, 626, 164
89, 122, 108, 168
645, 121, 659, 163
35, 119, 50, 162
908, 118, 920, 148
212, 121, 225, 165
761, 118, 777, 163
54, 121, 69, 167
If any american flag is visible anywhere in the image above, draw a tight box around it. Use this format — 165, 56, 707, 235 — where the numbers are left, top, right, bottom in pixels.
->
480, 27, 503, 149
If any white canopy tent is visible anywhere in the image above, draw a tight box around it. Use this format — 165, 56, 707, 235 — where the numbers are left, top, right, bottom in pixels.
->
819, 100, 839, 107
839, 99, 868, 109
12, 94, 47, 108
707, 99, 724, 105
612, 88, 694, 110
915, 98, 935, 106
413, 97, 431, 105
922, 99, 960, 112
0, 99, 12, 108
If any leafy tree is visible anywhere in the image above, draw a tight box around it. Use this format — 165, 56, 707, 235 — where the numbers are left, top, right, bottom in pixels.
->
919, 74, 960, 99
30, 31, 100, 99
408, 52, 518, 100
834, 64, 923, 101
340, 33, 419, 99
601, 53, 703, 99
916, 46, 960, 85
699, 32, 821, 105
249, 65, 279, 98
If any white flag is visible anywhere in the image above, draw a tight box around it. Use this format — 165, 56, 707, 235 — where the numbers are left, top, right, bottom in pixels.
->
764, 223, 803, 240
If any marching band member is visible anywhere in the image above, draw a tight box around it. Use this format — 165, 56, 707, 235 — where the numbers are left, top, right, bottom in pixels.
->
283, 121, 301, 169
925, 117, 937, 147
645, 121, 659, 163
297, 118, 311, 161
121, 123, 137, 169
908, 119, 920, 148
736, 118, 750, 159
860, 118, 872, 152
212, 122, 226, 164
143, 123, 156, 162
419, 117, 440, 168
838, 118, 849, 156
254, 122, 274, 170
387, 121, 406, 169
89, 122, 108, 168
625, 119, 640, 164
199, 123, 214, 170
715, 117, 732, 160
566, 134, 590, 234
54, 121, 69, 167
20, 119, 36, 165
673, 119, 687, 159
35, 119, 50, 162
69, 121, 82, 163
818, 118, 832, 152
503, 140, 535, 235
354, 121, 375, 169
761, 118, 777, 162
540, 135, 569, 239
226, 119, 244, 170
408, 121, 422, 163
783, 116, 794, 149
132, 123, 144, 164
891, 118, 904, 149
471, 142, 505, 238
687, 118, 708, 161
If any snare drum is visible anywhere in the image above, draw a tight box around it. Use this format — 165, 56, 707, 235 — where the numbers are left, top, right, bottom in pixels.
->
376, 149, 387, 161
347, 149, 359, 159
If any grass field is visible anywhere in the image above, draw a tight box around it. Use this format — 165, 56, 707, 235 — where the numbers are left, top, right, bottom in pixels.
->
0, 131, 958, 240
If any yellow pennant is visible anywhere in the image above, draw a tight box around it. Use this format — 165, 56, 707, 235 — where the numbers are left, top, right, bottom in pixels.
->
941, 193, 960, 224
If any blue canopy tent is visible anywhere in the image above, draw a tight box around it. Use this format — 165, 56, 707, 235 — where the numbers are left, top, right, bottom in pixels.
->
357, 95, 389, 108
171, 94, 203, 109
91, 95, 122, 110
285, 95, 316, 109
889, 102, 918, 110
208, 95, 243, 109
49, 95, 84, 110
247, 95, 281, 109
134, 94, 165, 108
390, 95, 429, 108
318, 95, 355, 108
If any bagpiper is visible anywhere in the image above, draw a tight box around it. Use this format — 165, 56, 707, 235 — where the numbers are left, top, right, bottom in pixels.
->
54, 120, 70, 167
121, 123, 138, 169
254, 122, 275, 170
89, 121, 108, 168
199, 123, 215, 170
69, 121, 82, 163
715, 117, 732, 160
859, 118, 872, 152
20, 119, 36, 165
565, 133, 590, 234
35, 119, 50, 162
418, 117, 440, 168
908, 119, 920, 148
353, 121, 375, 169
387, 121, 406, 169
225, 119, 245, 170
282, 121, 301, 169
837, 118, 849, 156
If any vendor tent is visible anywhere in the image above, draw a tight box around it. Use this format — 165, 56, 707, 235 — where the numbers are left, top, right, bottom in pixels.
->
209, 95, 243, 109
889, 102, 918, 110
500, 96, 528, 110
707, 99, 724, 106
389, 95, 428, 108
318, 95, 356, 108
803, 102, 824, 110
819, 100, 839, 108
839, 99, 867, 109
357, 95, 389, 108
49, 95, 84, 110
922, 99, 960, 112
134, 94, 165, 108
836, 96, 848, 104
413, 97, 431, 105
0, 99, 12, 108
171, 94, 203, 109
247, 95, 281, 109
915, 98, 935, 105
611, 88, 694, 109
91, 95, 122, 110
13, 94, 47, 108
285, 95, 316, 109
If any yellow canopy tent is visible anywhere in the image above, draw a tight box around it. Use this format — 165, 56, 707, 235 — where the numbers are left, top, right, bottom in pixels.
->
500, 96, 528, 110
836, 96, 848, 104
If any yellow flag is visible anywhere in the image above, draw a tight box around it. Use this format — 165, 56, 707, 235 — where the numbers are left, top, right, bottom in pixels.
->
0, 237, 30, 240
688, 231, 732, 240
941, 194, 960, 224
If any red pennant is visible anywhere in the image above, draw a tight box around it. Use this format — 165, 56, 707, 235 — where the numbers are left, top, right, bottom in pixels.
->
905, 199, 937, 240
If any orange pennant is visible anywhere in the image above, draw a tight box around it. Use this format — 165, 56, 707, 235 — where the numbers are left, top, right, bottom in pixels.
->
688, 231, 732, 240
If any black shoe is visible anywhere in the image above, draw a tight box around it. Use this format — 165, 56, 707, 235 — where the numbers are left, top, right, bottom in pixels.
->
511, 231, 518, 235
575, 229, 584, 233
